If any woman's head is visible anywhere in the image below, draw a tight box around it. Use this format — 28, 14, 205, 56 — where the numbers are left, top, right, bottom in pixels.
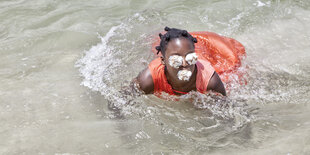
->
155, 27, 197, 57
155, 27, 198, 81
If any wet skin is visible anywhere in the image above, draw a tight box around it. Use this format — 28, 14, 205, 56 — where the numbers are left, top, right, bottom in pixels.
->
136, 37, 226, 96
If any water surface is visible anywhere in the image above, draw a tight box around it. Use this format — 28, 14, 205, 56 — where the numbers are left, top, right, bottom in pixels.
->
1, 0, 310, 154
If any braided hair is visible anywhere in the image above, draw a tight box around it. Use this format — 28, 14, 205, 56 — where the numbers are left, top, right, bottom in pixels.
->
155, 27, 197, 56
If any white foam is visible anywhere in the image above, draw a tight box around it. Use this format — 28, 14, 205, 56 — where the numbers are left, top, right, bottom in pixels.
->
256, 0, 266, 7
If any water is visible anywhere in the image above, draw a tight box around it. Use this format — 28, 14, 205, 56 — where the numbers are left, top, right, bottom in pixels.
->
1, 0, 310, 154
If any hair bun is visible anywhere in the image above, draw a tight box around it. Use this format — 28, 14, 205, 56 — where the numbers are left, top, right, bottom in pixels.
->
193, 38, 197, 43
165, 34, 170, 41
155, 46, 161, 54
155, 46, 161, 51
164, 26, 171, 31
181, 30, 188, 36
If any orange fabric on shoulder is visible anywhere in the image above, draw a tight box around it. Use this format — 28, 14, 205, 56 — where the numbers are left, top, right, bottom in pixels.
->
195, 59, 215, 94
148, 58, 174, 96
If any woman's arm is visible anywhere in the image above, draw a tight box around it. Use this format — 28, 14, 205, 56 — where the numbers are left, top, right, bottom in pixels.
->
207, 72, 226, 96
135, 67, 154, 94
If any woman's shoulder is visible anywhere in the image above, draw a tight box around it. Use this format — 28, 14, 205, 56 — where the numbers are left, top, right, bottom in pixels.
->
136, 67, 154, 94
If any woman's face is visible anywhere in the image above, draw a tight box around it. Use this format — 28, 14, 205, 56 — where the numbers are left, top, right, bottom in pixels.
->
163, 38, 197, 81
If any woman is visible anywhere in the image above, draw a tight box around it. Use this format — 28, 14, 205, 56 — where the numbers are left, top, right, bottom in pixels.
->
135, 27, 228, 97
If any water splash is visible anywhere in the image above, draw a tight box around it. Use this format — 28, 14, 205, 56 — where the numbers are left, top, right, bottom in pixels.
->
75, 24, 130, 107
75, 11, 165, 107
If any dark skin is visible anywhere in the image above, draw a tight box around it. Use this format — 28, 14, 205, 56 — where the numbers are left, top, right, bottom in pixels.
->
136, 37, 226, 96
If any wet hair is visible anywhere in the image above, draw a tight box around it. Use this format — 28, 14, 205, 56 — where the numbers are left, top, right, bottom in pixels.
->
155, 27, 197, 56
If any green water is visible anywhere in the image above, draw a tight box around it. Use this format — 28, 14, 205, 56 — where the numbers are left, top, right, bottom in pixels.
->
1, 0, 310, 154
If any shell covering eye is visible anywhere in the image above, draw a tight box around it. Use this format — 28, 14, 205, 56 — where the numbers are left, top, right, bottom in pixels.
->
168, 53, 198, 69
185, 53, 198, 65
168, 55, 183, 68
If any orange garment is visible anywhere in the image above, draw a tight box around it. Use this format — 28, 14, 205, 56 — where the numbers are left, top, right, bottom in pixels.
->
148, 58, 215, 96
191, 31, 245, 75
151, 31, 246, 83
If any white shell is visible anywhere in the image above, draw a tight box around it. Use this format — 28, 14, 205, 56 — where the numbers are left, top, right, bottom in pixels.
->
169, 55, 183, 68
177, 69, 192, 81
185, 53, 198, 65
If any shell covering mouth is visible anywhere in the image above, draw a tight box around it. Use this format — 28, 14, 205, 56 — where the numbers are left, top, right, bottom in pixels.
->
177, 69, 192, 81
